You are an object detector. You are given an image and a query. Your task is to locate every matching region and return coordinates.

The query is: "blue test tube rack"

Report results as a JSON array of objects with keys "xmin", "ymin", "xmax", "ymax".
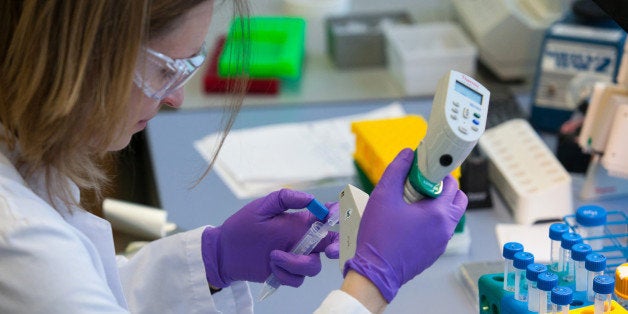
[{"xmin": 478, "ymin": 210, "xmax": 628, "ymax": 313}]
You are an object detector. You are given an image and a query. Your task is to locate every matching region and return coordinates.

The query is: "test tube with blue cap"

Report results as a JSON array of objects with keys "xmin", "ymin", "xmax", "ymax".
[
  {"xmin": 503, "ymin": 242, "xmax": 524, "ymax": 292},
  {"xmin": 571, "ymin": 243, "xmax": 592, "ymax": 293},
  {"xmin": 586, "ymin": 253, "xmax": 607, "ymax": 302},
  {"xmin": 513, "ymin": 251, "xmax": 534, "ymax": 302},
  {"xmin": 550, "ymin": 286, "xmax": 573, "ymax": 314},
  {"xmin": 576, "ymin": 205, "xmax": 607, "ymax": 251},
  {"xmin": 537, "ymin": 271, "xmax": 559, "ymax": 314},
  {"xmin": 560, "ymin": 232, "xmax": 583, "ymax": 281},
  {"xmin": 527, "ymin": 263, "xmax": 548, "ymax": 312},
  {"xmin": 592, "ymin": 274, "xmax": 614, "ymax": 314},
  {"xmin": 549, "ymin": 223, "xmax": 569, "ymax": 272},
  {"xmin": 258, "ymin": 198, "xmax": 339, "ymax": 301}
]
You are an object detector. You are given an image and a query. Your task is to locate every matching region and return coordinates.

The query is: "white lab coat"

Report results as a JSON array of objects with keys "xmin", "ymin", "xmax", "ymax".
[{"xmin": 0, "ymin": 144, "xmax": 368, "ymax": 313}]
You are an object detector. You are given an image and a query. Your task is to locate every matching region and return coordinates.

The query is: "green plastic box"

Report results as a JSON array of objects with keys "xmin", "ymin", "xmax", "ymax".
[{"xmin": 218, "ymin": 16, "xmax": 306, "ymax": 80}]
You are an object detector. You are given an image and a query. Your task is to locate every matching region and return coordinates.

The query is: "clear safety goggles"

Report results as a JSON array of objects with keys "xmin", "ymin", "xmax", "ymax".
[{"xmin": 134, "ymin": 42, "xmax": 208, "ymax": 100}]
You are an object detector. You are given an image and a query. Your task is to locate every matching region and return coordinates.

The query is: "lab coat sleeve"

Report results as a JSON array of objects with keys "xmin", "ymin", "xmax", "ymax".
[
  {"xmin": 314, "ymin": 290, "xmax": 371, "ymax": 314},
  {"xmin": 117, "ymin": 226, "xmax": 253, "ymax": 314}
]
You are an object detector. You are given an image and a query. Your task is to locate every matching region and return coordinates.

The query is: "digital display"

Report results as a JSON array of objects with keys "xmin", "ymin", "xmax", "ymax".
[{"xmin": 454, "ymin": 81, "xmax": 483, "ymax": 104}]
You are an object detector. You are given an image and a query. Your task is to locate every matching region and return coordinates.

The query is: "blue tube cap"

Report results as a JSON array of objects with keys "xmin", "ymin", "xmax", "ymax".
[
  {"xmin": 549, "ymin": 223, "xmax": 570, "ymax": 241},
  {"xmin": 537, "ymin": 272, "xmax": 559, "ymax": 291},
  {"xmin": 571, "ymin": 243, "xmax": 592, "ymax": 262},
  {"xmin": 585, "ymin": 253, "xmax": 607, "ymax": 272},
  {"xmin": 551, "ymin": 286, "xmax": 573, "ymax": 306},
  {"xmin": 526, "ymin": 263, "xmax": 548, "ymax": 282},
  {"xmin": 593, "ymin": 274, "xmax": 615, "ymax": 294},
  {"xmin": 576, "ymin": 205, "xmax": 607, "ymax": 227},
  {"xmin": 561, "ymin": 233, "xmax": 583, "ymax": 250},
  {"xmin": 502, "ymin": 242, "xmax": 524, "ymax": 260},
  {"xmin": 513, "ymin": 251, "xmax": 534, "ymax": 270},
  {"xmin": 306, "ymin": 199, "xmax": 329, "ymax": 221}
]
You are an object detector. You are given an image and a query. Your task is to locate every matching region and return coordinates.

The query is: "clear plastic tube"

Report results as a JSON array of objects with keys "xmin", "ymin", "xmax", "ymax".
[
  {"xmin": 551, "ymin": 304, "xmax": 570, "ymax": 314},
  {"xmin": 258, "ymin": 211, "xmax": 339, "ymax": 301}
]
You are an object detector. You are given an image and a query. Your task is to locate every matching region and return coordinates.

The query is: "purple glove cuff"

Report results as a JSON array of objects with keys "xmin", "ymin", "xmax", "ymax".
[
  {"xmin": 343, "ymin": 244, "xmax": 401, "ymax": 303},
  {"xmin": 201, "ymin": 227, "xmax": 230, "ymax": 289}
]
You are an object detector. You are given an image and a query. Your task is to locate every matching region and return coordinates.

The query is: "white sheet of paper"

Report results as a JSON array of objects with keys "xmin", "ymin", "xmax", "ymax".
[
  {"xmin": 194, "ymin": 102, "xmax": 407, "ymax": 198},
  {"xmin": 495, "ymin": 223, "xmax": 553, "ymax": 263}
]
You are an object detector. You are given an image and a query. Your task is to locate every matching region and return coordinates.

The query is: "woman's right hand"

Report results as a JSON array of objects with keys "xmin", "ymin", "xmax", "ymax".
[{"xmin": 344, "ymin": 148, "xmax": 468, "ymax": 303}]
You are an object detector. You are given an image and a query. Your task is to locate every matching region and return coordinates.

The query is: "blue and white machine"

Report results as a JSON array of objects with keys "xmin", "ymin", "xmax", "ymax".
[{"xmin": 530, "ymin": 10, "xmax": 627, "ymax": 132}]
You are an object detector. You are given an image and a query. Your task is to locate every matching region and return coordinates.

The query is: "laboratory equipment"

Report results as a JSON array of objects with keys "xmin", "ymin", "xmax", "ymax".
[
  {"xmin": 615, "ymin": 263, "xmax": 628, "ymax": 308},
  {"xmin": 572, "ymin": 243, "xmax": 594, "ymax": 292},
  {"xmin": 503, "ymin": 242, "xmax": 524, "ymax": 292},
  {"xmin": 586, "ymin": 253, "xmax": 607, "ymax": 302},
  {"xmin": 549, "ymin": 223, "xmax": 570, "ymax": 272},
  {"xmin": 593, "ymin": 274, "xmax": 614, "ymax": 314},
  {"xmin": 530, "ymin": 0, "xmax": 627, "ymax": 132},
  {"xmin": 478, "ymin": 119, "xmax": 572, "ymax": 224},
  {"xmin": 576, "ymin": 51, "xmax": 628, "ymax": 200},
  {"xmin": 382, "ymin": 22, "xmax": 478, "ymax": 96},
  {"xmin": 550, "ymin": 286, "xmax": 573, "ymax": 314},
  {"xmin": 561, "ymin": 232, "xmax": 584, "ymax": 282},
  {"xmin": 513, "ymin": 251, "xmax": 534, "ymax": 301},
  {"xmin": 527, "ymin": 263, "xmax": 548, "ymax": 312},
  {"xmin": 452, "ymin": 0, "xmax": 566, "ymax": 80},
  {"xmin": 258, "ymin": 199, "xmax": 339, "ymax": 301},
  {"xmin": 576, "ymin": 205, "xmax": 608, "ymax": 250},
  {"xmin": 538, "ymin": 271, "xmax": 559, "ymax": 314},
  {"xmin": 403, "ymin": 70, "xmax": 490, "ymax": 203}
]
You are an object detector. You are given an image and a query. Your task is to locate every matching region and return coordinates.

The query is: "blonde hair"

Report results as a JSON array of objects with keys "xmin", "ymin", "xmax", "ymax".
[{"xmin": 0, "ymin": 0, "xmax": 250, "ymax": 210}]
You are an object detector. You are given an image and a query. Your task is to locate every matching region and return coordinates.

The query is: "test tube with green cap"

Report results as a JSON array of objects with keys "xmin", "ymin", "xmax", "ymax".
[{"xmin": 503, "ymin": 242, "xmax": 524, "ymax": 292}]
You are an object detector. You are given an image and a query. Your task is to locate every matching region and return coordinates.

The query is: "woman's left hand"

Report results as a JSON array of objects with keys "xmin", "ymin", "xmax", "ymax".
[{"xmin": 201, "ymin": 189, "xmax": 339, "ymax": 289}]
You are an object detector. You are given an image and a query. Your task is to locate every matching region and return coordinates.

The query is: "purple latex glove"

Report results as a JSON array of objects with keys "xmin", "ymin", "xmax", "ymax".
[
  {"xmin": 202, "ymin": 189, "xmax": 339, "ymax": 289},
  {"xmin": 344, "ymin": 148, "xmax": 468, "ymax": 302}
]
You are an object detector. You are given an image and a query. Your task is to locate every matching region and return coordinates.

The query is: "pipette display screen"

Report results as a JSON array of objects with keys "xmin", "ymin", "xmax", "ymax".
[{"xmin": 454, "ymin": 81, "xmax": 483, "ymax": 104}]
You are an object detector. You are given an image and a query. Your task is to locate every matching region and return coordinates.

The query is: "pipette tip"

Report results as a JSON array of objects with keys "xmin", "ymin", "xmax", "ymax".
[{"xmin": 258, "ymin": 284, "xmax": 275, "ymax": 301}]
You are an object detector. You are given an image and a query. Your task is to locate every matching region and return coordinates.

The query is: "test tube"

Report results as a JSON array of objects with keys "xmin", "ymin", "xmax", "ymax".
[
  {"xmin": 560, "ymin": 232, "xmax": 583, "ymax": 281},
  {"xmin": 549, "ymin": 223, "xmax": 569, "ymax": 272},
  {"xmin": 614, "ymin": 263, "xmax": 628, "ymax": 309},
  {"xmin": 526, "ymin": 263, "xmax": 548, "ymax": 312},
  {"xmin": 586, "ymin": 253, "xmax": 607, "ymax": 302},
  {"xmin": 576, "ymin": 205, "xmax": 607, "ymax": 251},
  {"xmin": 592, "ymin": 274, "xmax": 614, "ymax": 314},
  {"xmin": 550, "ymin": 286, "xmax": 573, "ymax": 314},
  {"xmin": 537, "ymin": 272, "xmax": 559, "ymax": 314},
  {"xmin": 571, "ymin": 243, "xmax": 592, "ymax": 292},
  {"xmin": 513, "ymin": 251, "xmax": 534, "ymax": 302},
  {"xmin": 503, "ymin": 242, "xmax": 524, "ymax": 292}
]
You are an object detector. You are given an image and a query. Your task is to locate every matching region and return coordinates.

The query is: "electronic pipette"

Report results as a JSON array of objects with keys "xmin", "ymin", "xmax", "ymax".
[
  {"xmin": 404, "ymin": 70, "xmax": 490, "ymax": 203},
  {"xmin": 258, "ymin": 199, "xmax": 339, "ymax": 301}
]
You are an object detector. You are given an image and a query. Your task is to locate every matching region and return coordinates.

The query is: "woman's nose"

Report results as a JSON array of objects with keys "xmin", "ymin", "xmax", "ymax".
[{"xmin": 161, "ymin": 87, "xmax": 185, "ymax": 109}]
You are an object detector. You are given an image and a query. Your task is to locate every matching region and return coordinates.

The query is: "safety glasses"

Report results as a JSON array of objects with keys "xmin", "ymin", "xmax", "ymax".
[{"xmin": 134, "ymin": 42, "xmax": 208, "ymax": 100}]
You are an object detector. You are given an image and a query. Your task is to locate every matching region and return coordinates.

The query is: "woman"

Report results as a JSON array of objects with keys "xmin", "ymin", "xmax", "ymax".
[{"xmin": 0, "ymin": 1, "xmax": 467, "ymax": 313}]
